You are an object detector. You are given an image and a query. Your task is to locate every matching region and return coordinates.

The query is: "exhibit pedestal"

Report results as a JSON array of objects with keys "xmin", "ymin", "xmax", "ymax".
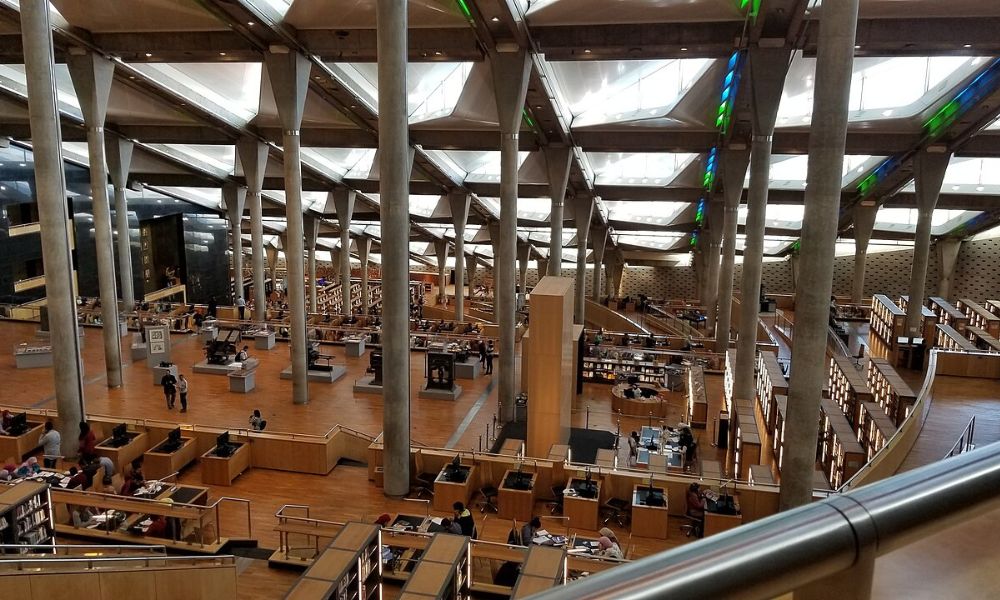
[
  {"xmin": 280, "ymin": 365, "xmax": 347, "ymax": 383},
  {"xmin": 152, "ymin": 364, "xmax": 178, "ymax": 386},
  {"xmin": 14, "ymin": 346, "xmax": 53, "ymax": 369},
  {"xmin": 192, "ymin": 359, "xmax": 237, "ymax": 375},
  {"xmin": 454, "ymin": 358, "xmax": 481, "ymax": 379},
  {"xmin": 345, "ymin": 337, "xmax": 366, "ymax": 357},
  {"xmin": 418, "ymin": 384, "xmax": 463, "ymax": 400},
  {"xmin": 228, "ymin": 370, "xmax": 256, "ymax": 393},
  {"xmin": 254, "ymin": 331, "xmax": 275, "ymax": 350},
  {"xmin": 353, "ymin": 376, "xmax": 384, "ymax": 395}
]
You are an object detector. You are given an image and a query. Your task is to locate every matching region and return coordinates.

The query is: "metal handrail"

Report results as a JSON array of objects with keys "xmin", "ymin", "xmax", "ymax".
[
  {"xmin": 528, "ymin": 439, "xmax": 1000, "ymax": 600},
  {"xmin": 945, "ymin": 416, "xmax": 976, "ymax": 459}
]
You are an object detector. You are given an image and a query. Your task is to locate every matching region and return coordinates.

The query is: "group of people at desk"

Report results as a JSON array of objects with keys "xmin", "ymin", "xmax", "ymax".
[{"xmin": 628, "ymin": 425, "xmax": 697, "ymax": 467}]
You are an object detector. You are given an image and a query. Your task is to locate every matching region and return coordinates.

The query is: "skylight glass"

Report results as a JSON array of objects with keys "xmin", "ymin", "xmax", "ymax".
[
  {"xmin": 148, "ymin": 144, "xmax": 235, "ymax": 176},
  {"xmin": 614, "ymin": 232, "xmax": 684, "ymax": 250},
  {"xmin": 302, "ymin": 148, "xmax": 377, "ymax": 180},
  {"xmin": 586, "ymin": 152, "xmax": 698, "ymax": 186},
  {"xmin": 263, "ymin": 189, "xmax": 330, "ymax": 213},
  {"xmin": 131, "ymin": 63, "xmax": 262, "ymax": 124},
  {"xmin": 0, "ymin": 64, "xmax": 81, "ymax": 115},
  {"xmin": 328, "ymin": 62, "xmax": 474, "ymax": 123},
  {"xmin": 834, "ymin": 239, "xmax": 913, "ymax": 257},
  {"xmin": 153, "ymin": 187, "xmax": 223, "ymax": 211},
  {"xmin": 898, "ymin": 157, "xmax": 1000, "ymax": 195},
  {"xmin": 369, "ymin": 194, "xmax": 443, "ymax": 218},
  {"xmin": 603, "ymin": 201, "xmax": 688, "ymax": 225},
  {"xmin": 737, "ymin": 205, "xmax": 806, "ymax": 230},
  {"xmin": 874, "ymin": 208, "xmax": 982, "ymax": 235},
  {"xmin": 749, "ymin": 154, "xmax": 888, "ymax": 190},
  {"xmin": 547, "ymin": 59, "xmax": 713, "ymax": 127},
  {"xmin": 778, "ymin": 54, "xmax": 987, "ymax": 125},
  {"xmin": 424, "ymin": 150, "xmax": 531, "ymax": 183},
  {"xmin": 735, "ymin": 234, "xmax": 797, "ymax": 255}
]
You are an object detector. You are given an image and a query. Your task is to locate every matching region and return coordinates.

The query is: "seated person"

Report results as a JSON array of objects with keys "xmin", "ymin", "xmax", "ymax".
[
  {"xmin": 597, "ymin": 536, "xmax": 624, "ymax": 560},
  {"xmin": 686, "ymin": 483, "xmax": 707, "ymax": 537},
  {"xmin": 521, "ymin": 516, "xmax": 542, "ymax": 545},
  {"xmin": 70, "ymin": 504, "xmax": 98, "ymax": 528},
  {"xmin": 97, "ymin": 454, "xmax": 115, "ymax": 477},
  {"xmin": 145, "ymin": 514, "xmax": 169, "ymax": 538},
  {"xmin": 249, "ymin": 410, "xmax": 266, "ymax": 431},
  {"xmin": 66, "ymin": 466, "xmax": 88, "ymax": 490},
  {"xmin": 100, "ymin": 475, "xmax": 117, "ymax": 495},
  {"xmin": 440, "ymin": 517, "xmax": 463, "ymax": 536},
  {"xmin": 235, "ymin": 345, "xmax": 250, "ymax": 362},
  {"xmin": 623, "ymin": 386, "xmax": 636, "ymax": 399}
]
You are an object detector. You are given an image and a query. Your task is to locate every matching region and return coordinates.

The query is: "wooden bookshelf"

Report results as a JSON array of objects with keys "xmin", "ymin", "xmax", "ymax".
[
  {"xmin": 827, "ymin": 354, "xmax": 873, "ymax": 429},
  {"xmin": 934, "ymin": 324, "xmax": 977, "ymax": 352},
  {"xmin": 771, "ymin": 395, "xmax": 788, "ymax": 472},
  {"xmin": 512, "ymin": 544, "xmax": 566, "ymax": 598},
  {"xmin": 866, "ymin": 358, "xmax": 918, "ymax": 427},
  {"xmin": 857, "ymin": 402, "xmax": 897, "ymax": 462},
  {"xmin": 723, "ymin": 349, "xmax": 736, "ymax": 413},
  {"xmin": 728, "ymin": 399, "xmax": 761, "ymax": 481},
  {"xmin": 869, "ymin": 294, "xmax": 906, "ymax": 364},
  {"xmin": 928, "ymin": 297, "xmax": 968, "ymax": 333},
  {"xmin": 898, "ymin": 296, "xmax": 938, "ymax": 345},
  {"xmin": 966, "ymin": 326, "xmax": 1000, "ymax": 353},
  {"xmin": 398, "ymin": 533, "xmax": 471, "ymax": 600},
  {"xmin": 0, "ymin": 481, "xmax": 54, "ymax": 553},
  {"xmin": 581, "ymin": 354, "xmax": 668, "ymax": 385},
  {"xmin": 284, "ymin": 521, "xmax": 381, "ymax": 600},
  {"xmin": 755, "ymin": 350, "xmax": 787, "ymax": 440},
  {"xmin": 686, "ymin": 365, "xmax": 708, "ymax": 428},
  {"xmin": 819, "ymin": 399, "xmax": 866, "ymax": 489},
  {"xmin": 957, "ymin": 299, "xmax": 1000, "ymax": 338}
]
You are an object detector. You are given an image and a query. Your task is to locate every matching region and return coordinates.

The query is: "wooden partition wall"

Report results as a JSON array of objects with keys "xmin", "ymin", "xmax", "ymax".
[
  {"xmin": 0, "ymin": 562, "xmax": 236, "ymax": 599},
  {"xmin": 526, "ymin": 277, "xmax": 575, "ymax": 457}
]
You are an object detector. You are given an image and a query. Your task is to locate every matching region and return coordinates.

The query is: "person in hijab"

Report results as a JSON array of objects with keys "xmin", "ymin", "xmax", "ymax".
[{"xmin": 597, "ymin": 535, "xmax": 624, "ymax": 560}]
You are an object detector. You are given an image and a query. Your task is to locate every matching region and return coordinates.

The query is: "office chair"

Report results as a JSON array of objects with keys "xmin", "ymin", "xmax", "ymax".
[
  {"xmin": 477, "ymin": 484, "xmax": 499, "ymax": 513},
  {"xmin": 680, "ymin": 515, "xmax": 703, "ymax": 538},
  {"xmin": 602, "ymin": 497, "xmax": 631, "ymax": 527},
  {"xmin": 410, "ymin": 471, "xmax": 436, "ymax": 499},
  {"xmin": 546, "ymin": 485, "xmax": 564, "ymax": 515}
]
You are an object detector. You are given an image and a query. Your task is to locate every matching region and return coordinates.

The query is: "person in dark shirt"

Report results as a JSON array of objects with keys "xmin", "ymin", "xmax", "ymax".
[
  {"xmin": 161, "ymin": 372, "xmax": 177, "ymax": 409},
  {"xmin": 78, "ymin": 422, "xmax": 97, "ymax": 460},
  {"xmin": 453, "ymin": 502, "xmax": 477, "ymax": 539},
  {"xmin": 521, "ymin": 516, "xmax": 541, "ymax": 545},
  {"xmin": 66, "ymin": 466, "xmax": 88, "ymax": 490}
]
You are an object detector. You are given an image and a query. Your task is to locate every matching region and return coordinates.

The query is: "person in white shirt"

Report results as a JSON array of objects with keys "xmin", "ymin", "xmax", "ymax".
[
  {"xmin": 236, "ymin": 296, "xmax": 247, "ymax": 320},
  {"xmin": 38, "ymin": 421, "xmax": 61, "ymax": 468},
  {"xmin": 177, "ymin": 374, "xmax": 189, "ymax": 413}
]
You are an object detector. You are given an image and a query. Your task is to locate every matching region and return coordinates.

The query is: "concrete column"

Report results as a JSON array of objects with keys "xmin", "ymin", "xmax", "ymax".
[
  {"xmin": 265, "ymin": 49, "xmax": 311, "ymax": 405},
  {"xmin": 266, "ymin": 243, "xmax": 279, "ymax": 291},
  {"xmin": 435, "ymin": 238, "xmax": 449, "ymax": 304},
  {"xmin": 105, "ymin": 135, "xmax": 135, "ymax": 309},
  {"xmin": 543, "ymin": 146, "xmax": 572, "ymax": 277},
  {"xmin": 490, "ymin": 50, "xmax": 532, "ymax": 422},
  {"xmin": 590, "ymin": 227, "xmax": 607, "ymax": 302},
  {"xmin": 468, "ymin": 256, "xmax": 478, "ymax": 300},
  {"xmin": 571, "ymin": 197, "xmax": 594, "ymax": 324},
  {"xmin": 222, "ymin": 182, "xmax": 247, "ymax": 305},
  {"xmin": 377, "ymin": 0, "xmax": 412, "ymax": 497},
  {"xmin": 850, "ymin": 203, "xmax": 878, "ymax": 304},
  {"xmin": 610, "ymin": 254, "xmax": 625, "ymax": 297},
  {"xmin": 21, "ymin": 0, "xmax": 85, "ymax": 441},
  {"xmin": 358, "ymin": 236, "xmax": 372, "ymax": 314},
  {"xmin": 692, "ymin": 244, "xmax": 706, "ymax": 303},
  {"xmin": 448, "ymin": 192, "xmax": 470, "ymax": 321},
  {"xmin": 704, "ymin": 199, "xmax": 724, "ymax": 334},
  {"xmin": 734, "ymin": 47, "xmax": 790, "ymax": 403},
  {"xmin": 67, "ymin": 51, "xmax": 123, "ymax": 387},
  {"xmin": 536, "ymin": 257, "xmax": 548, "ymax": 283},
  {"xmin": 604, "ymin": 255, "xmax": 615, "ymax": 298},
  {"xmin": 304, "ymin": 215, "xmax": 319, "ymax": 313},
  {"xmin": 237, "ymin": 138, "xmax": 269, "ymax": 321},
  {"xmin": 333, "ymin": 189, "xmax": 356, "ymax": 314},
  {"xmin": 517, "ymin": 241, "xmax": 531, "ymax": 294},
  {"xmin": 715, "ymin": 148, "xmax": 749, "ymax": 350},
  {"xmin": 781, "ymin": 0, "xmax": 860, "ymax": 512},
  {"xmin": 905, "ymin": 151, "xmax": 951, "ymax": 336},
  {"xmin": 937, "ymin": 239, "xmax": 962, "ymax": 300}
]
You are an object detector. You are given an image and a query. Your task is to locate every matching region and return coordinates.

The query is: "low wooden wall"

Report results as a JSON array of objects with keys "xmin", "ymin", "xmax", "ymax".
[
  {"xmin": 585, "ymin": 300, "xmax": 646, "ymax": 334},
  {"xmin": 0, "ymin": 563, "xmax": 236, "ymax": 600}
]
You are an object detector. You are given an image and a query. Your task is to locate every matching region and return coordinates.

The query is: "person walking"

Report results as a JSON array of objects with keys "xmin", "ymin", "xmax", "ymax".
[
  {"xmin": 236, "ymin": 296, "xmax": 246, "ymax": 320},
  {"xmin": 161, "ymin": 371, "xmax": 177, "ymax": 409},
  {"xmin": 478, "ymin": 339, "xmax": 487, "ymax": 367},
  {"xmin": 485, "ymin": 340, "xmax": 494, "ymax": 375},
  {"xmin": 177, "ymin": 374, "xmax": 189, "ymax": 413},
  {"xmin": 38, "ymin": 421, "xmax": 61, "ymax": 468},
  {"xmin": 208, "ymin": 296, "xmax": 218, "ymax": 318}
]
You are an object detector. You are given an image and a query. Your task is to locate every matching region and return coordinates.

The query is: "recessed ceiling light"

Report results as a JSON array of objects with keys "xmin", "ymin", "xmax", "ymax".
[
  {"xmin": 951, "ymin": 185, "xmax": 960, "ymax": 191},
  {"xmin": 964, "ymin": 44, "xmax": 972, "ymax": 49},
  {"xmin": 854, "ymin": 45, "xmax": 861, "ymax": 50},
  {"xmin": 680, "ymin": 47, "xmax": 688, "ymax": 52},
  {"xmin": 19, "ymin": 163, "xmax": 25, "ymax": 167},
  {"xmin": 584, "ymin": 49, "xmax": 591, "ymax": 54},
  {"xmin": 247, "ymin": 21, "xmax": 255, "ymax": 26},
  {"xmin": 491, "ymin": 16, "xmax": 500, "ymax": 22},
  {"xmin": 0, "ymin": 186, "xmax": 5, "ymax": 191},
  {"xmin": 882, "ymin": 109, "xmax": 893, "ymax": 117},
  {"xmin": 129, "ymin": 75, "xmax": 135, "ymax": 79},
  {"xmin": 976, "ymin": 186, "xmax": 985, "ymax": 192},
  {"xmin": 145, "ymin": 52, "xmax": 152, "ymax": 57},
  {"xmin": 219, "ymin": 52, "xmax": 226, "ymax": 56}
]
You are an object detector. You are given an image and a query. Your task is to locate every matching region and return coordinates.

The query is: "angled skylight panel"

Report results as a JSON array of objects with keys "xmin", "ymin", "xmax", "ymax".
[
  {"xmin": 735, "ymin": 234, "xmax": 797, "ymax": 255},
  {"xmin": 262, "ymin": 189, "xmax": 329, "ymax": 213},
  {"xmin": 548, "ymin": 59, "xmax": 713, "ymax": 127},
  {"xmin": 753, "ymin": 154, "xmax": 885, "ymax": 190},
  {"xmin": 0, "ymin": 64, "xmax": 81, "ymax": 117},
  {"xmin": 429, "ymin": 150, "xmax": 530, "ymax": 184},
  {"xmin": 147, "ymin": 144, "xmax": 236, "ymax": 176},
  {"xmin": 778, "ymin": 54, "xmax": 987, "ymax": 125},
  {"xmin": 423, "ymin": 150, "xmax": 469, "ymax": 183},
  {"xmin": 328, "ymin": 62, "xmax": 474, "ymax": 123},
  {"xmin": 248, "ymin": 0, "xmax": 293, "ymax": 17},
  {"xmin": 587, "ymin": 152, "xmax": 697, "ymax": 186},
  {"xmin": 153, "ymin": 186, "xmax": 223, "ymax": 211},
  {"xmin": 302, "ymin": 148, "xmax": 377, "ymax": 180},
  {"xmin": 603, "ymin": 201, "xmax": 688, "ymax": 226},
  {"xmin": 517, "ymin": 197, "xmax": 552, "ymax": 221},
  {"xmin": 874, "ymin": 208, "xmax": 982, "ymax": 235},
  {"xmin": 131, "ymin": 63, "xmax": 262, "ymax": 125},
  {"xmin": 934, "ymin": 157, "xmax": 1000, "ymax": 194},
  {"xmin": 615, "ymin": 232, "xmax": 684, "ymax": 250}
]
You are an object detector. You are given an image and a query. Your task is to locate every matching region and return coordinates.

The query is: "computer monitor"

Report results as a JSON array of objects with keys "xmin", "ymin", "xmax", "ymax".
[
  {"xmin": 451, "ymin": 454, "xmax": 461, "ymax": 468},
  {"xmin": 8, "ymin": 413, "xmax": 27, "ymax": 436},
  {"xmin": 216, "ymin": 432, "xmax": 232, "ymax": 457},
  {"xmin": 112, "ymin": 423, "xmax": 128, "ymax": 444},
  {"xmin": 168, "ymin": 427, "xmax": 181, "ymax": 445}
]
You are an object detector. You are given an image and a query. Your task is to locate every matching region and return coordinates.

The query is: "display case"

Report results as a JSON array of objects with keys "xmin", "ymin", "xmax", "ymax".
[
  {"xmin": 755, "ymin": 350, "xmax": 787, "ymax": 439},
  {"xmin": 957, "ymin": 299, "xmax": 1000, "ymax": 338},
  {"xmin": 866, "ymin": 357, "xmax": 918, "ymax": 427},
  {"xmin": 0, "ymin": 481, "xmax": 54, "ymax": 553},
  {"xmin": 857, "ymin": 401, "xmax": 897, "ymax": 461},
  {"xmin": 686, "ymin": 365, "xmax": 708, "ymax": 428},
  {"xmin": 819, "ymin": 399, "xmax": 866, "ymax": 489},
  {"xmin": 827, "ymin": 354, "xmax": 873, "ymax": 428}
]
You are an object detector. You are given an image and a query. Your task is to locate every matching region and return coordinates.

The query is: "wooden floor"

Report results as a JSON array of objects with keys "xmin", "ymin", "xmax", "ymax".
[{"xmin": 6, "ymin": 315, "xmax": 999, "ymax": 599}]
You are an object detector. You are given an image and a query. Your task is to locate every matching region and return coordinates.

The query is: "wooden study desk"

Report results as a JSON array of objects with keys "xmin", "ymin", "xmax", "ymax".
[
  {"xmin": 432, "ymin": 464, "xmax": 476, "ymax": 513},
  {"xmin": 631, "ymin": 485, "xmax": 669, "ymax": 539},
  {"xmin": 143, "ymin": 437, "xmax": 198, "ymax": 480},
  {"xmin": 200, "ymin": 442, "xmax": 251, "ymax": 486},
  {"xmin": 95, "ymin": 432, "xmax": 149, "ymax": 474},
  {"xmin": 0, "ymin": 422, "xmax": 44, "ymax": 460},
  {"xmin": 499, "ymin": 438, "xmax": 524, "ymax": 456},
  {"xmin": 704, "ymin": 495, "xmax": 742, "ymax": 536},
  {"xmin": 498, "ymin": 469, "xmax": 537, "ymax": 522},
  {"xmin": 563, "ymin": 478, "xmax": 600, "ymax": 531}
]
